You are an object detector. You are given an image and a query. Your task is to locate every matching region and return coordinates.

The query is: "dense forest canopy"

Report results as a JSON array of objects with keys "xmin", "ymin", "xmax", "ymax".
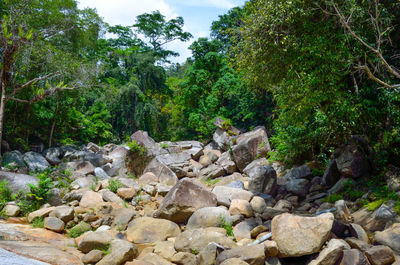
[{"xmin": 1, "ymin": 0, "xmax": 400, "ymax": 169}]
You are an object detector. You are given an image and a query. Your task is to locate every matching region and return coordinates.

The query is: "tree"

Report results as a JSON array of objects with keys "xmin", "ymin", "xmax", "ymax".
[{"xmin": 134, "ymin": 11, "xmax": 192, "ymax": 61}]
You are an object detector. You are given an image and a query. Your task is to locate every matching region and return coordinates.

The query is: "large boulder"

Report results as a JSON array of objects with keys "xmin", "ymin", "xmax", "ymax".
[
  {"xmin": 247, "ymin": 165, "xmax": 277, "ymax": 196},
  {"xmin": 0, "ymin": 171, "xmax": 38, "ymax": 192},
  {"xmin": 285, "ymin": 178, "xmax": 310, "ymax": 197},
  {"xmin": 271, "ymin": 213, "xmax": 334, "ymax": 257},
  {"xmin": 75, "ymin": 161, "xmax": 95, "ymax": 176},
  {"xmin": 154, "ymin": 178, "xmax": 217, "ymax": 223},
  {"xmin": 2, "ymin": 150, "xmax": 26, "ymax": 168},
  {"xmin": 43, "ymin": 147, "xmax": 63, "ymax": 165},
  {"xmin": 79, "ymin": 190, "xmax": 103, "ymax": 208},
  {"xmin": 284, "ymin": 164, "xmax": 312, "ymax": 180},
  {"xmin": 212, "ymin": 186, "xmax": 253, "ymax": 207},
  {"xmin": 216, "ymin": 152, "xmax": 237, "ymax": 174},
  {"xmin": 78, "ymin": 231, "xmax": 113, "ymax": 253},
  {"xmin": 308, "ymin": 239, "xmax": 350, "ymax": 265},
  {"xmin": 187, "ymin": 207, "xmax": 232, "ymax": 230},
  {"xmin": 22, "ymin": 151, "xmax": 50, "ymax": 172},
  {"xmin": 143, "ymin": 158, "xmax": 178, "ymax": 186},
  {"xmin": 215, "ymin": 245, "xmax": 266, "ymax": 265},
  {"xmin": 96, "ymin": 239, "xmax": 138, "ymax": 265},
  {"xmin": 334, "ymin": 144, "xmax": 370, "ymax": 178},
  {"xmin": 213, "ymin": 128, "xmax": 233, "ymax": 152},
  {"xmin": 174, "ymin": 228, "xmax": 236, "ymax": 253},
  {"xmin": 374, "ymin": 223, "xmax": 400, "ymax": 253},
  {"xmin": 322, "ymin": 159, "xmax": 341, "ymax": 187},
  {"xmin": 231, "ymin": 127, "xmax": 270, "ymax": 172},
  {"xmin": 126, "ymin": 217, "xmax": 180, "ymax": 245}
]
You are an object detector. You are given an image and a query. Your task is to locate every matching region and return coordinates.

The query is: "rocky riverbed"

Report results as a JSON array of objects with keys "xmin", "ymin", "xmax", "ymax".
[{"xmin": 1, "ymin": 119, "xmax": 400, "ymax": 265}]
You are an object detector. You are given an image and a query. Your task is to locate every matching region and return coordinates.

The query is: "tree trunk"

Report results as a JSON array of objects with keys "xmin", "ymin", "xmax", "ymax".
[
  {"xmin": 48, "ymin": 119, "xmax": 56, "ymax": 147},
  {"xmin": 0, "ymin": 78, "xmax": 6, "ymax": 161}
]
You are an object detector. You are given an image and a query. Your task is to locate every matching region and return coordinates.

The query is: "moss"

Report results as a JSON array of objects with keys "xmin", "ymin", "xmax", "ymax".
[
  {"xmin": 69, "ymin": 222, "xmax": 91, "ymax": 238},
  {"xmin": 365, "ymin": 199, "xmax": 386, "ymax": 211}
]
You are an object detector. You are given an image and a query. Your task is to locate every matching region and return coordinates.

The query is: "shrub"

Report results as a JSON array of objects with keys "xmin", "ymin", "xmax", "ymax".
[
  {"xmin": 127, "ymin": 140, "xmax": 146, "ymax": 155},
  {"xmin": 32, "ymin": 217, "xmax": 44, "ymax": 228},
  {"xmin": 0, "ymin": 180, "xmax": 15, "ymax": 209},
  {"xmin": 107, "ymin": 179, "xmax": 123, "ymax": 193}
]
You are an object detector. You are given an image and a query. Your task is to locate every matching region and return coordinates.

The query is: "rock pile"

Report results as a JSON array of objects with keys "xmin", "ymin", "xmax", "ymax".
[{"xmin": 1, "ymin": 120, "xmax": 400, "ymax": 265}]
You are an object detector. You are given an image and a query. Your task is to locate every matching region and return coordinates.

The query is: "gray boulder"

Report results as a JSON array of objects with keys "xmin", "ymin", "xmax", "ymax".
[
  {"xmin": 43, "ymin": 147, "xmax": 63, "ymax": 165},
  {"xmin": 2, "ymin": 150, "xmax": 26, "ymax": 168},
  {"xmin": 22, "ymin": 152, "xmax": 50, "ymax": 172},
  {"xmin": 0, "ymin": 171, "xmax": 38, "ymax": 192},
  {"xmin": 247, "ymin": 166, "xmax": 277, "ymax": 196}
]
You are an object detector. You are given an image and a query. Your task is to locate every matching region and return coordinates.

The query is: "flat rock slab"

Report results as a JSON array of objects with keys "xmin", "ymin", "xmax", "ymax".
[{"xmin": 0, "ymin": 247, "xmax": 49, "ymax": 265}]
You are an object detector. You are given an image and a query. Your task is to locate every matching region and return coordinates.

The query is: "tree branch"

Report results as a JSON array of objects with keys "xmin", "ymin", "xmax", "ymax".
[{"xmin": 8, "ymin": 86, "xmax": 74, "ymax": 104}]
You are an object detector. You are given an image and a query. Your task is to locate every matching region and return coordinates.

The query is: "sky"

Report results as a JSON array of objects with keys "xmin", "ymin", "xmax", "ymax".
[{"xmin": 77, "ymin": 0, "xmax": 246, "ymax": 63}]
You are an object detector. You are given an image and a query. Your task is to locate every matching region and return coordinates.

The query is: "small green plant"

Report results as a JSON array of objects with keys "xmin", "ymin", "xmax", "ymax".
[
  {"xmin": 4, "ymin": 163, "xmax": 20, "ymax": 171},
  {"xmin": 127, "ymin": 140, "xmax": 146, "ymax": 155},
  {"xmin": 107, "ymin": 179, "xmax": 123, "ymax": 193},
  {"xmin": 160, "ymin": 142, "xmax": 170, "ymax": 149},
  {"xmin": 127, "ymin": 173, "xmax": 137, "ymax": 180},
  {"xmin": 122, "ymin": 200, "xmax": 128, "ymax": 208},
  {"xmin": 23, "ymin": 171, "xmax": 54, "ymax": 213},
  {"xmin": 191, "ymin": 248, "xmax": 199, "ymax": 255},
  {"xmin": 90, "ymin": 183, "xmax": 96, "ymax": 191},
  {"xmin": 311, "ymin": 168, "xmax": 324, "ymax": 176},
  {"xmin": 96, "ymin": 243, "xmax": 111, "ymax": 255},
  {"xmin": 366, "ymin": 199, "xmax": 386, "ymax": 211},
  {"xmin": 323, "ymin": 194, "xmax": 343, "ymax": 203},
  {"xmin": 0, "ymin": 180, "xmax": 16, "ymax": 209},
  {"xmin": 69, "ymin": 222, "xmax": 91, "ymax": 238},
  {"xmin": 32, "ymin": 217, "xmax": 44, "ymax": 228},
  {"xmin": 203, "ymin": 178, "xmax": 219, "ymax": 187},
  {"xmin": 219, "ymin": 215, "xmax": 233, "ymax": 237}
]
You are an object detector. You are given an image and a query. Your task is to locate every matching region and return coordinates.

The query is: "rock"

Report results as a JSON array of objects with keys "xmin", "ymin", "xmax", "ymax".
[
  {"xmin": 47, "ymin": 188, "xmax": 62, "ymax": 206},
  {"xmin": 171, "ymin": 252, "xmax": 198, "ymax": 265},
  {"xmin": 233, "ymin": 219, "xmax": 258, "ymax": 241},
  {"xmin": 335, "ymin": 144, "xmax": 370, "ymax": 178},
  {"xmin": 199, "ymin": 243, "xmax": 218, "ymax": 265},
  {"xmin": 216, "ymin": 152, "xmax": 237, "ymax": 174},
  {"xmin": 43, "ymin": 147, "xmax": 63, "ymax": 165},
  {"xmin": 264, "ymin": 240, "xmax": 278, "ymax": 257},
  {"xmin": 3, "ymin": 204, "xmax": 20, "ymax": 217},
  {"xmin": 213, "ymin": 128, "xmax": 233, "ymax": 152},
  {"xmin": 44, "ymin": 217, "xmax": 64, "ymax": 232},
  {"xmin": 126, "ymin": 217, "xmax": 180, "ymax": 244},
  {"xmin": 322, "ymin": 159, "xmax": 341, "ymax": 187},
  {"xmin": 154, "ymin": 241, "xmax": 176, "ymax": 260},
  {"xmin": 138, "ymin": 253, "xmax": 174, "ymax": 265},
  {"xmin": 78, "ymin": 231, "xmax": 113, "ymax": 253},
  {"xmin": 138, "ymin": 172, "xmax": 158, "ymax": 186},
  {"xmin": 308, "ymin": 239, "xmax": 350, "ymax": 265},
  {"xmin": 199, "ymin": 155, "xmax": 212, "ymax": 167},
  {"xmin": 0, "ymin": 171, "xmax": 38, "ymax": 192},
  {"xmin": 28, "ymin": 207, "xmax": 55, "ymax": 223},
  {"xmin": 2, "ymin": 150, "xmax": 26, "ymax": 168},
  {"xmin": 87, "ymin": 142, "xmax": 101, "ymax": 153},
  {"xmin": 112, "ymin": 208, "xmax": 136, "ymax": 230},
  {"xmin": 199, "ymin": 164, "xmax": 225, "ymax": 179},
  {"xmin": 352, "ymin": 207, "xmax": 386, "ymax": 232},
  {"xmin": 271, "ymin": 213, "xmax": 334, "ymax": 257},
  {"xmin": 284, "ymin": 165, "xmax": 312, "ymax": 179},
  {"xmin": 94, "ymin": 167, "xmax": 110, "ymax": 179},
  {"xmin": 250, "ymin": 196, "xmax": 267, "ymax": 214},
  {"xmin": 349, "ymin": 223, "xmax": 369, "ymax": 243},
  {"xmin": 285, "ymin": 178, "xmax": 310, "ymax": 197},
  {"xmin": 365, "ymin": 245, "xmax": 395, "ymax": 265},
  {"xmin": 99, "ymin": 189, "xmax": 123, "ymax": 203},
  {"xmin": 231, "ymin": 127, "xmax": 270, "ymax": 172},
  {"xmin": 117, "ymin": 187, "xmax": 137, "ymax": 200},
  {"xmin": 229, "ymin": 199, "xmax": 254, "ymax": 217},
  {"xmin": 143, "ymin": 158, "xmax": 178, "ymax": 186},
  {"xmin": 97, "ymin": 239, "xmax": 138, "ymax": 265},
  {"xmin": 338, "ymin": 249, "xmax": 370, "ymax": 265},
  {"xmin": 70, "ymin": 177, "xmax": 95, "ymax": 190},
  {"xmin": 154, "ymin": 178, "xmax": 217, "ymax": 223},
  {"xmin": 273, "ymin": 200, "xmax": 292, "ymax": 212},
  {"xmin": 212, "ymin": 186, "xmax": 253, "ymax": 207},
  {"xmin": 247, "ymin": 166, "xmax": 277, "ymax": 196},
  {"xmin": 220, "ymin": 258, "xmax": 249, "ymax": 265},
  {"xmin": 345, "ymin": 238, "xmax": 371, "ymax": 252},
  {"xmin": 79, "ymin": 190, "xmax": 103, "ymax": 208},
  {"xmin": 328, "ymin": 178, "xmax": 352, "ymax": 195},
  {"xmin": 374, "ymin": 223, "xmax": 400, "ymax": 253},
  {"xmin": 82, "ymin": 249, "xmax": 105, "ymax": 264},
  {"xmin": 187, "ymin": 207, "xmax": 232, "ymax": 230},
  {"xmin": 51, "ymin": 205, "xmax": 74, "ymax": 223},
  {"xmin": 75, "ymin": 161, "xmax": 95, "ymax": 175},
  {"xmin": 215, "ymin": 244, "xmax": 266, "ymax": 265},
  {"xmin": 22, "ymin": 151, "xmax": 50, "ymax": 172},
  {"xmin": 335, "ymin": 200, "xmax": 352, "ymax": 223},
  {"xmin": 175, "ymin": 228, "xmax": 236, "ymax": 253},
  {"xmin": 386, "ymin": 165, "xmax": 400, "ymax": 192}
]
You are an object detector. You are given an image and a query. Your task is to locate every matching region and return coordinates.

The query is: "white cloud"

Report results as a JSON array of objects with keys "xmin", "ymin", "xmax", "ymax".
[{"xmin": 179, "ymin": 0, "xmax": 237, "ymax": 9}]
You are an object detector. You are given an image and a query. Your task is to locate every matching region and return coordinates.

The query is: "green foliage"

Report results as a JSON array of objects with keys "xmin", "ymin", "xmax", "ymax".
[
  {"xmin": 107, "ymin": 179, "xmax": 123, "ymax": 193},
  {"xmin": 203, "ymin": 178, "xmax": 220, "ymax": 187},
  {"xmin": 95, "ymin": 243, "xmax": 111, "ymax": 255},
  {"xmin": 366, "ymin": 199, "xmax": 386, "ymax": 212},
  {"xmin": 0, "ymin": 180, "xmax": 15, "ymax": 210},
  {"xmin": 32, "ymin": 217, "xmax": 45, "ymax": 228},
  {"xmin": 127, "ymin": 140, "xmax": 146, "ymax": 155},
  {"xmin": 219, "ymin": 215, "xmax": 233, "ymax": 237},
  {"xmin": 324, "ymin": 194, "xmax": 343, "ymax": 204},
  {"xmin": 191, "ymin": 248, "xmax": 199, "ymax": 255}
]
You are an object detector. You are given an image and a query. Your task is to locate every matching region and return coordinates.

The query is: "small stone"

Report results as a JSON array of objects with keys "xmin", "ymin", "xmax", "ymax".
[
  {"xmin": 117, "ymin": 187, "xmax": 137, "ymax": 200},
  {"xmin": 229, "ymin": 199, "xmax": 254, "ymax": 217},
  {"xmin": 81, "ymin": 249, "xmax": 105, "ymax": 264},
  {"xmin": 264, "ymin": 240, "xmax": 278, "ymax": 257},
  {"xmin": 28, "ymin": 207, "xmax": 55, "ymax": 223},
  {"xmin": 250, "ymin": 225, "xmax": 268, "ymax": 238},
  {"xmin": 51, "ymin": 205, "xmax": 74, "ymax": 223},
  {"xmin": 250, "ymin": 196, "xmax": 266, "ymax": 214},
  {"xmin": 365, "ymin": 245, "xmax": 395, "ymax": 265},
  {"xmin": 44, "ymin": 217, "xmax": 65, "ymax": 232}
]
